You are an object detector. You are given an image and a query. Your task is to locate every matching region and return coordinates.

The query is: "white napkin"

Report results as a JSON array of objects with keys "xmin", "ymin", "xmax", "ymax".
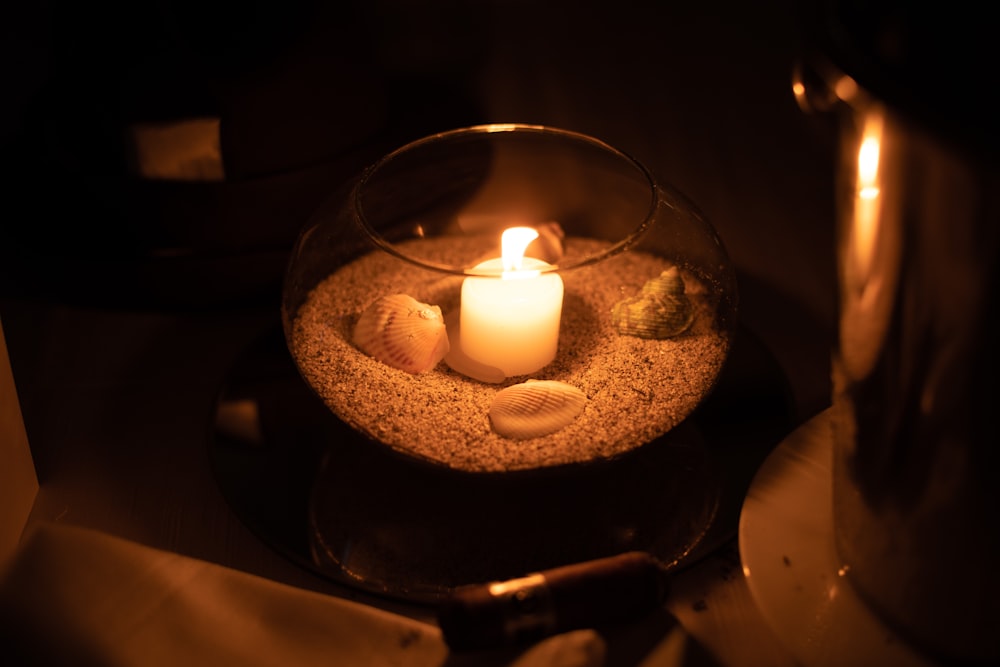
[
  {"xmin": 0, "ymin": 522, "xmax": 616, "ymax": 667},
  {"xmin": 0, "ymin": 522, "xmax": 446, "ymax": 666}
]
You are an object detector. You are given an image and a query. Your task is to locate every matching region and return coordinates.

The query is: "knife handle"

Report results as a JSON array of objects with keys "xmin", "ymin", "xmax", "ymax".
[{"xmin": 437, "ymin": 551, "xmax": 667, "ymax": 651}]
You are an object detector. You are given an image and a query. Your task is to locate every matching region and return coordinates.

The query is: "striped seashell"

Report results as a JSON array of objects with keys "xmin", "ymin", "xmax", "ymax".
[
  {"xmin": 489, "ymin": 380, "xmax": 586, "ymax": 439},
  {"xmin": 352, "ymin": 294, "xmax": 450, "ymax": 374},
  {"xmin": 611, "ymin": 267, "xmax": 694, "ymax": 339},
  {"xmin": 640, "ymin": 266, "xmax": 686, "ymax": 298}
]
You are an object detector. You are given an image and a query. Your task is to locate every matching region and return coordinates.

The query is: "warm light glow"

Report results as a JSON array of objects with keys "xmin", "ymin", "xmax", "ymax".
[
  {"xmin": 459, "ymin": 227, "xmax": 564, "ymax": 377},
  {"xmin": 488, "ymin": 573, "xmax": 545, "ymax": 597},
  {"xmin": 858, "ymin": 136, "xmax": 880, "ymax": 191},
  {"xmin": 834, "ymin": 75, "xmax": 859, "ymax": 102},
  {"xmin": 852, "ymin": 112, "xmax": 884, "ymax": 282},
  {"xmin": 484, "ymin": 123, "xmax": 544, "ymax": 134},
  {"xmin": 501, "ymin": 226, "xmax": 541, "ymax": 276},
  {"xmin": 838, "ymin": 108, "xmax": 896, "ymax": 381}
]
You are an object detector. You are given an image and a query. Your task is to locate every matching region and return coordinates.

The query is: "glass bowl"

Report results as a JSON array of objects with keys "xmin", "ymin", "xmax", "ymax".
[
  {"xmin": 279, "ymin": 124, "xmax": 739, "ymax": 600},
  {"xmin": 283, "ymin": 124, "xmax": 737, "ymax": 473}
]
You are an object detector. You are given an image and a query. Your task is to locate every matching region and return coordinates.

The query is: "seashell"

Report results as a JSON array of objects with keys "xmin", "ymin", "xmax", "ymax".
[
  {"xmin": 352, "ymin": 294, "xmax": 450, "ymax": 373},
  {"xmin": 611, "ymin": 267, "xmax": 694, "ymax": 339},
  {"xmin": 524, "ymin": 221, "xmax": 566, "ymax": 264},
  {"xmin": 489, "ymin": 380, "xmax": 586, "ymax": 439},
  {"xmin": 640, "ymin": 266, "xmax": 686, "ymax": 298}
]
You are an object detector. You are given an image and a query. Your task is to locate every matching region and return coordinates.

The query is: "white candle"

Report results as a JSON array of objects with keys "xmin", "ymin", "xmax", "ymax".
[{"xmin": 460, "ymin": 227, "xmax": 564, "ymax": 377}]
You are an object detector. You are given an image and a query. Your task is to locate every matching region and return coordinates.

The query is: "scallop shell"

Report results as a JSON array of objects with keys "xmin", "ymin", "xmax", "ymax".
[
  {"xmin": 352, "ymin": 294, "xmax": 450, "ymax": 373},
  {"xmin": 611, "ymin": 267, "xmax": 694, "ymax": 339},
  {"xmin": 489, "ymin": 380, "xmax": 586, "ymax": 439}
]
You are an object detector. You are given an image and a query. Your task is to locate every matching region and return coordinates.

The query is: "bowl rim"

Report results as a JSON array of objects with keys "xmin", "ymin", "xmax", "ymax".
[{"xmin": 352, "ymin": 123, "xmax": 660, "ymax": 277}]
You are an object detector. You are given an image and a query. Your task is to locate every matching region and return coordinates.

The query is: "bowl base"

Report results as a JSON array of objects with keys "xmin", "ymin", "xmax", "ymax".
[{"xmin": 210, "ymin": 325, "xmax": 792, "ymax": 604}]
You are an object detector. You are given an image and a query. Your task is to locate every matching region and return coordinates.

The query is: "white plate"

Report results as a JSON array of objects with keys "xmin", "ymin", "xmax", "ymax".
[{"xmin": 738, "ymin": 409, "xmax": 936, "ymax": 667}]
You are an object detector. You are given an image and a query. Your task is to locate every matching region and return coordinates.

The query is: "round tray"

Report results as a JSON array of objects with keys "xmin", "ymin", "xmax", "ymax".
[{"xmin": 739, "ymin": 410, "xmax": 937, "ymax": 667}]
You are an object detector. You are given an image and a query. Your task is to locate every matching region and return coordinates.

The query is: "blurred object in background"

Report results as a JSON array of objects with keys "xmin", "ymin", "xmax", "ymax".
[
  {"xmin": 796, "ymin": 1, "xmax": 1000, "ymax": 664},
  {"xmin": 0, "ymin": 319, "xmax": 37, "ymax": 569},
  {"xmin": 0, "ymin": 0, "xmax": 487, "ymax": 308}
]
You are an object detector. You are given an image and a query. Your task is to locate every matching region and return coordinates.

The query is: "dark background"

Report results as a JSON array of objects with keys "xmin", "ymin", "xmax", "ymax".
[
  {"xmin": 1, "ymin": 0, "xmax": 837, "ymax": 413},
  {"xmin": 0, "ymin": 0, "xmax": 836, "ymax": 610}
]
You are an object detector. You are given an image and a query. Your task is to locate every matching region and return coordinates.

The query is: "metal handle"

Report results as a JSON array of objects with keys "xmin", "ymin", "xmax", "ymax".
[{"xmin": 437, "ymin": 551, "xmax": 668, "ymax": 651}]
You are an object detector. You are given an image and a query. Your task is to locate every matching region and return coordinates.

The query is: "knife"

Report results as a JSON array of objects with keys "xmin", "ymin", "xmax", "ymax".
[{"xmin": 437, "ymin": 551, "xmax": 669, "ymax": 651}]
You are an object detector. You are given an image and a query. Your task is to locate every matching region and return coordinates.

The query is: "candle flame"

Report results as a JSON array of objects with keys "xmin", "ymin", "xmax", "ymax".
[{"xmin": 501, "ymin": 227, "xmax": 540, "ymax": 279}]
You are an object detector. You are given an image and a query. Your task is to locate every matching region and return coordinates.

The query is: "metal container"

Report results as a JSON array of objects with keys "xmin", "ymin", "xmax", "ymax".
[{"xmin": 794, "ymin": 2, "xmax": 999, "ymax": 664}]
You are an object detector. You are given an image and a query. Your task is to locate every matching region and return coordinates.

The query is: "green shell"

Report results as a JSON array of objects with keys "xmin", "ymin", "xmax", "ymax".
[
  {"xmin": 640, "ymin": 266, "xmax": 686, "ymax": 298},
  {"xmin": 612, "ymin": 268, "xmax": 694, "ymax": 339}
]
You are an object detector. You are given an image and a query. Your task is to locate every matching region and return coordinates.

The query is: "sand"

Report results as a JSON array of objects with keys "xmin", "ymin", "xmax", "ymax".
[{"xmin": 290, "ymin": 236, "xmax": 730, "ymax": 473}]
